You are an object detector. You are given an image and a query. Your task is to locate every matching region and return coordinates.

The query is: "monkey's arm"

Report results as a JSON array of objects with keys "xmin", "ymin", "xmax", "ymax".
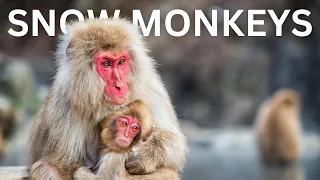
[
  {"xmin": 125, "ymin": 129, "xmax": 186, "ymax": 174},
  {"xmin": 95, "ymin": 153, "xmax": 128, "ymax": 180},
  {"xmin": 74, "ymin": 153, "xmax": 127, "ymax": 180}
]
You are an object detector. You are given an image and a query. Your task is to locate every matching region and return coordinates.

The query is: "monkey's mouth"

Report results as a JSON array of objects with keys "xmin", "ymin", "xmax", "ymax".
[
  {"xmin": 107, "ymin": 97, "xmax": 127, "ymax": 105},
  {"xmin": 116, "ymin": 139, "xmax": 130, "ymax": 148}
]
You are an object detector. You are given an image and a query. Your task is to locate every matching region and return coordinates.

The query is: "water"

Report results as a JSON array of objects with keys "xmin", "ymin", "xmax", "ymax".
[
  {"xmin": 181, "ymin": 127, "xmax": 320, "ymax": 180},
  {"xmin": 182, "ymin": 141, "xmax": 320, "ymax": 180}
]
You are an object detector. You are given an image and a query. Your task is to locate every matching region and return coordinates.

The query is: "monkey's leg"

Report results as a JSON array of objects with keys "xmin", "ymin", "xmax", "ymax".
[
  {"xmin": 124, "ymin": 168, "xmax": 180, "ymax": 180},
  {"xmin": 30, "ymin": 159, "xmax": 81, "ymax": 180},
  {"xmin": 30, "ymin": 160, "xmax": 61, "ymax": 180},
  {"xmin": 74, "ymin": 167, "xmax": 97, "ymax": 180}
]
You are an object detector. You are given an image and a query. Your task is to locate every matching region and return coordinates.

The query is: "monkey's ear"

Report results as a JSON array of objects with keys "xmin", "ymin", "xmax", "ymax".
[
  {"xmin": 99, "ymin": 117, "xmax": 110, "ymax": 129},
  {"xmin": 131, "ymin": 100, "xmax": 144, "ymax": 107}
]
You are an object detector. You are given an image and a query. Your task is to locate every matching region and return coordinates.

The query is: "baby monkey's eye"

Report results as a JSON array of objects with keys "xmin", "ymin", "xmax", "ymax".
[
  {"xmin": 120, "ymin": 121, "xmax": 127, "ymax": 127},
  {"xmin": 131, "ymin": 126, "xmax": 138, "ymax": 132},
  {"xmin": 102, "ymin": 61, "xmax": 110, "ymax": 67}
]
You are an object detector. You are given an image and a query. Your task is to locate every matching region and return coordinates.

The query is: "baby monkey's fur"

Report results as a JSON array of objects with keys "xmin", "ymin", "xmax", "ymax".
[{"xmin": 74, "ymin": 100, "xmax": 179, "ymax": 180}]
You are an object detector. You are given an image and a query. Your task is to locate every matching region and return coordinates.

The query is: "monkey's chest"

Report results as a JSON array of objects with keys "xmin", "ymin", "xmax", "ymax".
[{"xmin": 84, "ymin": 135, "xmax": 100, "ymax": 170}]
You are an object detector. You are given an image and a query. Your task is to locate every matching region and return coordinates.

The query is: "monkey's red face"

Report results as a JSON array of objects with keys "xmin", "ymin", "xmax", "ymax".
[
  {"xmin": 115, "ymin": 116, "xmax": 140, "ymax": 148},
  {"xmin": 95, "ymin": 51, "xmax": 130, "ymax": 105}
]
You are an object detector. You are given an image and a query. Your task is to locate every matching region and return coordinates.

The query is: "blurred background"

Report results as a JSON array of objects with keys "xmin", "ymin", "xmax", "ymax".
[{"xmin": 0, "ymin": 0, "xmax": 320, "ymax": 179}]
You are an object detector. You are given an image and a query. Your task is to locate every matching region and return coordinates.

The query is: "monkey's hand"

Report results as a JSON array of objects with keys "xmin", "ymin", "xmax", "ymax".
[
  {"xmin": 125, "ymin": 140, "xmax": 158, "ymax": 174},
  {"xmin": 74, "ymin": 167, "xmax": 97, "ymax": 180},
  {"xmin": 125, "ymin": 130, "xmax": 182, "ymax": 175}
]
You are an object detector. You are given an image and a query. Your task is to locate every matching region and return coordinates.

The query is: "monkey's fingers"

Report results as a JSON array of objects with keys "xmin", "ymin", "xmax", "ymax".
[
  {"xmin": 125, "ymin": 154, "xmax": 146, "ymax": 175},
  {"xmin": 125, "ymin": 160, "xmax": 145, "ymax": 175},
  {"xmin": 126, "ymin": 153, "xmax": 138, "ymax": 162},
  {"xmin": 126, "ymin": 153, "xmax": 158, "ymax": 175}
]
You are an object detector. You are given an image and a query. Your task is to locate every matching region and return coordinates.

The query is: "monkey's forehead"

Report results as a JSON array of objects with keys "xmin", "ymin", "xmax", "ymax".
[
  {"xmin": 273, "ymin": 89, "xmax": 300, "ymax": 102},
  {"xmin": 67, "ymin": 19, "xmax": 136, "ymax": 52}
]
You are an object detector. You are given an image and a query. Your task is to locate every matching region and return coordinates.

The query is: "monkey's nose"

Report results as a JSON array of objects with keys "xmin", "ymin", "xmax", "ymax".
[
  {"xmin": 124, "ymin": 130, "xmax": 129, "ymax": 137},
  {"xmin": 115, "ymin": 81, "xmax": 124, "ymax": 89}
]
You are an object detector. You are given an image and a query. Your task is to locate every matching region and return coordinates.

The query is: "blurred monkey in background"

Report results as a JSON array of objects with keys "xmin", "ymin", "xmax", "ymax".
[
  {"xmin": 0, "ymin": 97, "xmax": 16, "ymax": 156},
  {"xmin": 254, "ymin": 88, "xmax": 302, "ymax": 164}
]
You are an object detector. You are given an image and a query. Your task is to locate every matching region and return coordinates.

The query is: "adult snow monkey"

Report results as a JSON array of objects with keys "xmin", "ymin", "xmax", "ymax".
[
  {"xmin": 254, "ymin": 88, "xmax": 302, "ymax": 164},
  {"xmin": 29, "ymin": 18, "xmax": 187, "ymax": 179}
]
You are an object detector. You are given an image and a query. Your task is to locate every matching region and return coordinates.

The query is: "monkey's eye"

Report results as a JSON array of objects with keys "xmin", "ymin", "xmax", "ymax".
[
  {"xmin": 118, "ymin": 59, "xmax": 126, "ymax": 65},
  {"xmin": 131, "ymin": 126, "xmax": 138, "ymax": 132},
  {"xmin": 102, "ymin": 61, "xmax": 110, "ymax": 67},
  {"xmin": 120, "ymin": 121, "xmax": 127, "ymax": 127}
]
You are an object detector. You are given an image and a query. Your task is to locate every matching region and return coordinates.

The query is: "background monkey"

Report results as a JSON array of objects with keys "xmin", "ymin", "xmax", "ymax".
[
  {"xmin": 29, "ymin": 18, "xmax": 187, "ymax": 179},
  {"xmin": 75, "ymin": 100, "xmax": 179, "ymax": 180},
  {"xmin": 254, "ymin": 88, "xmax": 302, "ymax": 164},
  {"xmin": 0, "ymin": 100, "xmax": 16, "ymax": 156}
]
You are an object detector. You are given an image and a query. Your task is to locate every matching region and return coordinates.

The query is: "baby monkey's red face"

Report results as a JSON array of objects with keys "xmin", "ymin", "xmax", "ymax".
[{"xmin": 115, "ymin": 116, "xmax": 141, "ymax": 148}]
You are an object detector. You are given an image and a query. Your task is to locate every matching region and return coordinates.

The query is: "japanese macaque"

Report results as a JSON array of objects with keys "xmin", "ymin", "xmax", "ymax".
[
  {"xmin": 0, "ymin": 98, "xmax": 16, "ymax": 156},
  {"xmin": 75, "ymin": 100, "xmax": 179, "ymax": 180},
  {"xmin": 29, "ymin": 18, "xmax": 187, "ymax": 179},
  {"xmin": 254, "ymin": 89, "xmax": 302, "ymax": 164}
]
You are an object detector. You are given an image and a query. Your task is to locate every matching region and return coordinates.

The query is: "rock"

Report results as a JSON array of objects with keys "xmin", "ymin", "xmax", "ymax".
[{"xmin": 0, "ymin": 166, "xmax": 28, "ymax": 179}]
